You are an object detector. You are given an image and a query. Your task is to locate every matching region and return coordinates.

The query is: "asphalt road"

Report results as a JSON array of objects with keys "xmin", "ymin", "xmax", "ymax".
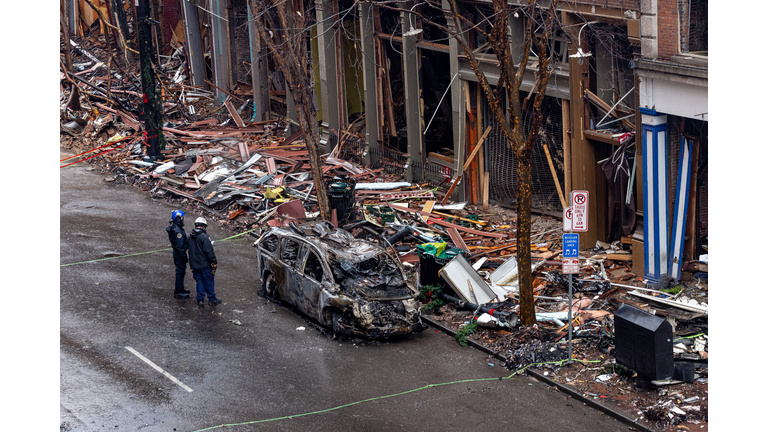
[{"xmin": 60, "ymin": 152, "xmax": 629, "ymax": 432}]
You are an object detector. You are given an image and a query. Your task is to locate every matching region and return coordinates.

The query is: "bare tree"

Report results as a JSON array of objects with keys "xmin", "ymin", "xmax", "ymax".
[
  {"xmin": 383, "ymin": 0, "xmax": 560, "ymax": 326},
  {"xmin": 250, "ymin": 0, "xmax": 332, "ymax": 221}
]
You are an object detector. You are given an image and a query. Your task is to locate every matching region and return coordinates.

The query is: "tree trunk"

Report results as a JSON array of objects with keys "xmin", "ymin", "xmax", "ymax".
[
  {"xmin": 516, "ymin": 151, "xmax": 535, "ymax": 325},
  {"xmin": 60, "ymin": 12, "xmax": 73, "ymax": 73},
  {"xmin": 295, "ymin": 89, "xmax": 332, "ymax": 221}
]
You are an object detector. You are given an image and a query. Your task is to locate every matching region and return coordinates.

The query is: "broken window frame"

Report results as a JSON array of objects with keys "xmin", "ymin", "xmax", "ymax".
[
  {"xmin": 280, "ymin": 237, "xmax": 302, "ymax": 266},
  {"xmin": 261, "ymin": 233, "xmax": 279, "ymax": 254},
  {"xmin": 302, "ymin": 247, "xmax": 325, "ymax": 283}
]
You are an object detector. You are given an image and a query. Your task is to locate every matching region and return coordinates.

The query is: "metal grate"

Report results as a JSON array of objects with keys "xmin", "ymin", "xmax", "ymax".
[
  {"xmin": 412, "ymin": 160, "xmax": 454, "ymax": 191},
  {"xmin": 484, "ymin": 93, "xmax": 565, "ymax": 212},
  {"xmin": 336, "ymin": 135, "xmax": 366, "ymax": 166},
  {"xmin": 368, "ymin": 147, "xmax": 408, "ymax": 175}
]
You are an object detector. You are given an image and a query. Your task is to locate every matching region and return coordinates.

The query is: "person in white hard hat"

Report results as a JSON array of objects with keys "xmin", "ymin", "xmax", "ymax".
[{"xmin": 188, "ymin": 217, "xmax": 221, "ymax": 306}]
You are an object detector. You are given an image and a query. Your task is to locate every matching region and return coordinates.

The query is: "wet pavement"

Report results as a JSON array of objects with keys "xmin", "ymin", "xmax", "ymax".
[{"xmin": 60, "ymin": 152, "xmax": 629, "ymax": 431}]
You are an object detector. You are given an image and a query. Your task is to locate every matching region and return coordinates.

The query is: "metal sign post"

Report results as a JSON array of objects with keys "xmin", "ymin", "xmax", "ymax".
[{"xmin": 562, "ymin": 232, "xmax": 580, "ymax": 363}]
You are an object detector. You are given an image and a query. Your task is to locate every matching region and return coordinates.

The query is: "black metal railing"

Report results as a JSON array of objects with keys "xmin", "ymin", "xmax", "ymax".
[{"xmin": 411, "ymin": 160, "xmax": 453, "ymax": 190}]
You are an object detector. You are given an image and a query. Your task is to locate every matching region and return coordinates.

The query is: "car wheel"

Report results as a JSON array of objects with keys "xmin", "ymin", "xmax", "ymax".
[
  {"xmin": 331, "ymin": 311, "xmax": 344, "ymax": 338},
  {"xmin": 262, "ymin": 273, "xmax": 279, "ymax": 300}
]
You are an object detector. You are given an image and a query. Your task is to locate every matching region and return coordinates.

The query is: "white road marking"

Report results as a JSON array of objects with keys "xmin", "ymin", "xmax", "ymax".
[{"xmin": 125, "ymin": 346, "xmax": 194, "ymax": 393}]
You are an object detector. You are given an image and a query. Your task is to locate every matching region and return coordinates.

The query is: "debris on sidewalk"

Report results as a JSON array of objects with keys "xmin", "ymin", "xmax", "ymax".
[{"xmin": 61, "ymin": 23, "xmax": 708, "ymax": 432}]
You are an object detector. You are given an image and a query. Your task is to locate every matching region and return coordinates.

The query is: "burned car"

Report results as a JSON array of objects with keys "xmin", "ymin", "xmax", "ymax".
[{"xmin": 255, "ymin": 221, "xmax": 424, "ymax": 338}]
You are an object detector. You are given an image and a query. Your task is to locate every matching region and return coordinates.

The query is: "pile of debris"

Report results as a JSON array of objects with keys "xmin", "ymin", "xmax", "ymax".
[{"xmin": 60, "ymin": 28, "xmax": 708, "ymax": 432}]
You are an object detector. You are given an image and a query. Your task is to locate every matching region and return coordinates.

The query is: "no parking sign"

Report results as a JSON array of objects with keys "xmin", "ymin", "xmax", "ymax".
[{"xmin": 570, "ymin": 190, "xmax": 589, "ymax": 232}]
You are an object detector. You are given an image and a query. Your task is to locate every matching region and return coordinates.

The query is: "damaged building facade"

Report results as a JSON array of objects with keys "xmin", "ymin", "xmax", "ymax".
[{"xmin": 81, "ymin": 0, "xmax": 705, "ymax": 285}]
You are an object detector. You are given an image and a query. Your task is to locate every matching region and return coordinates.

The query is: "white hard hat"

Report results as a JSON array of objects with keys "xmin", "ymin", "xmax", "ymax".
[{"xmin": 195, "ymin": 217, "xmax": 208, "ymax": 226}]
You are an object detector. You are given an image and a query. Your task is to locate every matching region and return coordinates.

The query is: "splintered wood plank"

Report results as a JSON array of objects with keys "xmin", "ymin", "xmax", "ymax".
[
  {"xmin": 387, "ymin": 204, "xmax": 505, "ymax": 239},
  {"xmin": 447, "ymin": 227, "xmax": 471, "ymax": 254},
  {"xmin": 422, "ymin": 200, "xmax": 436, "ymax": 214},
  {"xmin": 224, "ymin": 98, "xmax": 246, "ymax": 127}
]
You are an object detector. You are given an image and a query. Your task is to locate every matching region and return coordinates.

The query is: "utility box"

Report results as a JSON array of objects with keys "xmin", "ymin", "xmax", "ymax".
[{"xmin": 614, "ymin": 303, "xmax": 674, "ymax": 380}]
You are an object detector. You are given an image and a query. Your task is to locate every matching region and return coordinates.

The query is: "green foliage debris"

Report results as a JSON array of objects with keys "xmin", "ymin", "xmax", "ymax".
[
  {"xmin": 455, "ymin": 320, "xmax": 478, "ymax": 347},
  {"xmin": 419, "ymin": 284, "xmax": 444, "ymax": 313}
]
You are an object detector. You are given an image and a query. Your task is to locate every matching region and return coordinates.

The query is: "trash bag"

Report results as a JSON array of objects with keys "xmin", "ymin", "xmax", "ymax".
[{"xmin": 416, "ymin": 242, "xmax": 447, "ymax": 258}]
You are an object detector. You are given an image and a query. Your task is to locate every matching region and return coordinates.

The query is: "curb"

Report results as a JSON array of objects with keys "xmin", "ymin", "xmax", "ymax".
[{"xmin": 421, "ymin": 316, "xmax": 656, "ymax": 432}]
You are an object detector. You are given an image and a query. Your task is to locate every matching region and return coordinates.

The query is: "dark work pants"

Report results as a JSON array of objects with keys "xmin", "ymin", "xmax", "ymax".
[
  {"xmin": 173, "ymin": 250, "xmax": 187, "ymax": 295},
  {"xmin": 192, "ymin": 268, "xmax": 217, "ymax": 302}
]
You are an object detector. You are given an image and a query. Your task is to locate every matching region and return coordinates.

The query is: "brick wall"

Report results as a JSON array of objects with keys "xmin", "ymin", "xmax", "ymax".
[{"xmin": 657, "ymin": 0, "xmax": 678, "ymax": 59}]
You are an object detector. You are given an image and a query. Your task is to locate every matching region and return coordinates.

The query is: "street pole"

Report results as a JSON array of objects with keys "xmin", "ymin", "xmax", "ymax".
[
  {"xmin": 568, "ymin": 272, "xmax": 573, "ymax": 363},
  {"xmin": 136, "ymin": 0, "xmax": 163, "ymax": 160}
]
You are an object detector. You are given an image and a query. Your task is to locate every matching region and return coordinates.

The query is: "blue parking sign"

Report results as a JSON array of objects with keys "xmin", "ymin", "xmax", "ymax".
[{"xmin": 563, "ymin": 233, "xmax": 579, "ymax": 258}]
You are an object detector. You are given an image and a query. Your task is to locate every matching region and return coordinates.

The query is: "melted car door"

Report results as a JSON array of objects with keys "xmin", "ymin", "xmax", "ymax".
[
  {"xmin": 296, "ymin": 246, "xmax": 327, "ymax": 321},
  {"xmin": 279, "ymin": 237, "xmax": 305, "ymax": 306}
]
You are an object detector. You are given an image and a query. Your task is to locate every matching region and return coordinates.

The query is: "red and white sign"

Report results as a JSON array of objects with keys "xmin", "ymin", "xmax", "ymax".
[
  {"xmin": 570, "ymin": 190, "xmax": 589, "ymax": 232},
  {"xmin": 562, "ymin": 257, "xmax": 580, "ymax": 274},
  {"xmin": 563, "ymin": 206, "xmax": 572, "ymax": 232}
]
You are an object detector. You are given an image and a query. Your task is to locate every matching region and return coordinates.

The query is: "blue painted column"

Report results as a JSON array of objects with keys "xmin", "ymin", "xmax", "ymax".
[{"xmin": 640, "ymin": 108, "xmax": 669, "ymax": 283}]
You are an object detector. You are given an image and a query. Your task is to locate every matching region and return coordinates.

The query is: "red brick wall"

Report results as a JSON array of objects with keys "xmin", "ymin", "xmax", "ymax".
[{"xmin": 657, "ymin": 0, "xmax": 678, "ymax": 59}]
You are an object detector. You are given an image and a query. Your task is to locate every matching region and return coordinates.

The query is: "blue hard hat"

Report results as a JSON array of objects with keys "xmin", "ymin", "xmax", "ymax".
[{"xmin": 172, "ymin": 210, "xmax": 185, "ymax": 220}]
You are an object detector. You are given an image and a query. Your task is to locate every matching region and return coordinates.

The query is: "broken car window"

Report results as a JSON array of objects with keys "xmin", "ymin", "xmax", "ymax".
[
  {"xmin": 262, "ymin": 234, "xmax": 279, "ymax": 253},
  {"xmin": 304, "ymin": 250, "xmax": 324, "ymax": 282},
  {"xmin": 281, "ymin": 238, "xmax": 301, "ymax": 266}
]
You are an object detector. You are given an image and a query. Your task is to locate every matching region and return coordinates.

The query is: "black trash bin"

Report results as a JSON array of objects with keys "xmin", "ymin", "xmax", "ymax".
[
  {"xmin": 326, "ymin": 176, "xmax": 357, "ymax": 224},
  {"xmin": 418, "ymin": 248, "xmax": 464, "ymax": 291},
  {"xmin": 614, "ymin": 303, "xmax": 674, "ymax": 381}
]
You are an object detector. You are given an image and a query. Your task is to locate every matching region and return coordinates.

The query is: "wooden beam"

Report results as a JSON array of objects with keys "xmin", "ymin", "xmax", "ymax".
[
  {"xmin": 462, "ymin": 126, "xmax": 492, "ymax": 171},
  {"xmin": 543, "ymin": 143, "xmax": 566, "ymax": 208},
  {"xmin": 482, "ymin": 171, "xmax": 490, "ymax": 210},
  {"xmin": 562, "ymin": 99, "xmax": 571, "ymax": 197},
  {"xmin": 584, "ymin": 89, "xmax": 635, "ymax": 131},
  {"xmin": 388, "ymin": 204, "xmax": 505, "ymax": 238},
  {"xmin": 447, "ymin": 227, "xmax": 471, "ymax": 254},
  {"xmin": 441, "ymin": 175, "xmax": 461, "ymax": 205},
  {"xmin": 465, "ymin": 81, "xmax": 479, "ymax": 204},
  {"xmin": 476, "ymin": 81, "xmax": 484, "ymax": 200},
  {"xmin": 683, "ymin": 137, "xmax": 700, "ymax": 262}
]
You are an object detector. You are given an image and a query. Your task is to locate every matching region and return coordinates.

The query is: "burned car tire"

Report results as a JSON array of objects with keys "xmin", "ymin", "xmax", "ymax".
[
  {"xmin": 331, "ymin": 311, "xmax": 349, "ymax": 339},
  {"xmin": 262, "ymin": 273, "xmax": 279, "ymax": 300}
]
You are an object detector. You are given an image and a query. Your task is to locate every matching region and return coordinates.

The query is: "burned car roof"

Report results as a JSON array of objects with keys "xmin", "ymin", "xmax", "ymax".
[
  {"xmin": 265, "ymin": 221, "xmax": 381, "ymax": 261},
  {"xmin": 256, "ymin": 221, "xmax": 424, "ymax": 338}
]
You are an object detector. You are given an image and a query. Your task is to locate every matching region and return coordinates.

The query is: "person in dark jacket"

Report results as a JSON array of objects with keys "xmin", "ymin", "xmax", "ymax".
[
  {"xmin": 188, "ymin": 217, "xmax": 221, "ymax": 306},
  {"xmin": 166, "ymin": 210, "xmax": 190, "ymax": 299}
]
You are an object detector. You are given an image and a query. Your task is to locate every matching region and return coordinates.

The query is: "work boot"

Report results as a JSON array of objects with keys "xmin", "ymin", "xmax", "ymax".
[
  {"xmin": 182, "ymin": 289, "xmax": 191, "ymax": 294},
  {"xmin": 198, "ymin": 300, "xmax": 204, "ymax": 307},
  {"xmin": 174, "ymin": 293, "xmax": 190, "ymax": 299},
  {"xmin": 209, "ymin": 298, "xmax": 222, "ymax": 306}
]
